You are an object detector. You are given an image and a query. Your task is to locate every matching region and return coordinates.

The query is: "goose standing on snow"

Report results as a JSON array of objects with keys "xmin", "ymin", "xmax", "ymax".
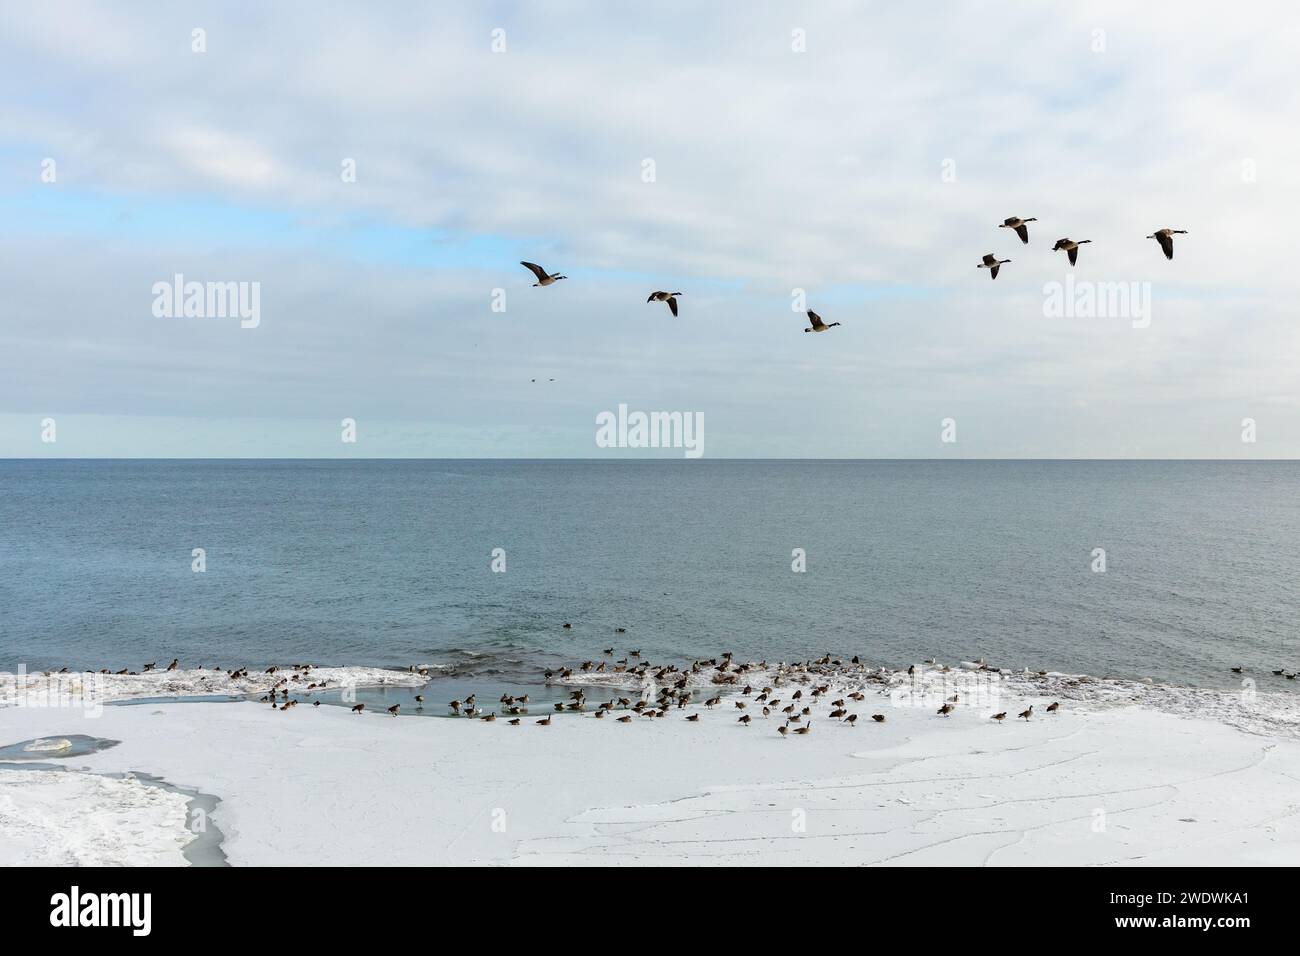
[
  {"xmin": 1146, "ymin": 228, "xmax": 1188, "ymax": 260},
  {"xmin": 520, "ymin": 261, "xmax": 567, "ymax": 286},
  {"xmin": 1051, "ymin": 238, "xmax": 1092, "ymax": 266},
  {"xmin": 647, "ymin": 291, "xmax": 683, "ymax": 316},
  {"xmin": 978, "ymin": 253, "xmax": 1012, "ymax": 279},
  {"xmin": 999, "ymin": 216, "xmax": 1037, "ymax": 244},
  {"xmin": 804, "ymin": 310, "xmax": 842, "ymax": 333}
]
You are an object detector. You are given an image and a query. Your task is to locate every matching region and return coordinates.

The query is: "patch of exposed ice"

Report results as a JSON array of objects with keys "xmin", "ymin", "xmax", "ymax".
[{"xmin": 0, "ymin": 665, "xmax": 428, "ymax": 708}]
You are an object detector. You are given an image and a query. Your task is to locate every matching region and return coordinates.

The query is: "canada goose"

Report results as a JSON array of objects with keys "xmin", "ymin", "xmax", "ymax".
[
  {"xmin": 871, "ymin": 714, "xmax": 886, "ymax": 723},
  {"xmin": 738, "ymin": 714, "xmax": 752, "ymax": 725},
  {"xmin": 602, "ymin": 647, "xmax": 613, "ymax": 655},
  {"xmin": 615, "ymin": 627, "xmax": 626, "ymax": 633},
  {"xmin": 647, "ymin": 291, "xmax": 683, "ymax": 316},
  {"xmin": 978, "ymin": 253, "xmax": 1011, "ymax": 280},
  {"xmin": 617, "ymin": 714, "xmax": 633, "ymax": 723},
  {"xmin": 999, "ymin": 216, "xmax": 1038, "ymax": 244},
  {"xmin": 734, "ymin": 701, "xmax": 746, "ymax": 710},
  {"xmin": 143, "ymin": 661, "xmax": 156, "ymax": 671},
  {"xmin": 414, "ymin": 694, "xmax": 424, "ymax": 705},
  {"xmin": 937, "ymin": 703, "xmax": 954, "ymax": 717},
  {"xmin": 537, "ymin": 715, "xmax": 552, "ymax": 726},
  {"xmin": 521, "ymin": 261, "xmax": 566, "ymax": 286},
  {"xmin": 387, "ymin": 704, "xmax": 400, "ymax": 716},
  {"xmin": 992, "ymin": 712, "xmax": 1007, "ymax": 722},
  {"xmin": 843, "ymin": 714, "xmax": 858, "ymax": 726},
  {"xmin": 166, "ymin": 658, "xmax": 179, "ymax": 671},
  {"xmin": 1146, "ymin": 228, "xmax": 1187, "ymax": 260},
  {"xmin": 562, "ymin": 622, "xmax": 571, "ymax": 629},
  {"xmin": 777, "ymin": 724, "xmax": 789, "ymax": 736},
  {"xmin": 686, "ymin": 713, "xmax": 700, "ymax": 722},
  {"xmin": 508, "ymin": 718, "xmax": 521, "ymax": 725},
  {"xmin": 793, "ymin": 723, "xmax": 812, "ymax": 735},
  {"xmin": 1046, "ymin": 701, "xmax": 1060, "ymax": 714},
  {"xmin": 803, "ymin": 310, "xmax": 841, "ymax": 333},
  {"xmin": 351, "ymin": 703, "xmax": 365, "ymax": 713},
  {"xmin": 1051, "ymin": 238, "xmax": 1092, "ymax": 266},
  {"xmin": 1018, "ymin": 706, "xmax": 1033, "ymax": 720},
  {"xmin": 1231, "ymin": 666, "xmax": 1244, "ymax": 674},
  {"xmin": 829, "ymin": 708, "xmax": 846, "ymax": 719}
]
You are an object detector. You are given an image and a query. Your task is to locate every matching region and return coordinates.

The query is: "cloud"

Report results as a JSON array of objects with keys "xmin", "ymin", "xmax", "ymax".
[{"xmin": 1, "ymin": 1, "xmax": 1298, "ymax": 456}]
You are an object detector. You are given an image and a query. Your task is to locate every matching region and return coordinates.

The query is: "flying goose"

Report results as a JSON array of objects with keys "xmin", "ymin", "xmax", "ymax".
[
  {"xmin": 978, "ymin": 253, "xmax": 1011, "ymax": 280},
  {"xmin": 1146, "ymin": 228, "xmax": 1187, "ymax": 260},
  {"xmin": 999, "ymin": 216, "xmax": 1038, "ymax": 244},
  {"xmin": 520, "ymin": 261, "xmax": 566, "ymax": 286},
  {"xmin": 1051, "ymin": 238, "xmax": 1092, "ymax": 266},
  {"xmin": 803, "ymin": 310, "xmax": 841, "ymax": 333},
  {"xmin": 647, "ymin": 291, "xmax": 683, "ymax": 316}
]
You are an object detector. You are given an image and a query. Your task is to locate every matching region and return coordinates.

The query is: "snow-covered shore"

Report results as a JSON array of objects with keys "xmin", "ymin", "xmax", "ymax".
[{"xmin": 2, "ymin": 663, "xmax": 1299, "ymax": 866}]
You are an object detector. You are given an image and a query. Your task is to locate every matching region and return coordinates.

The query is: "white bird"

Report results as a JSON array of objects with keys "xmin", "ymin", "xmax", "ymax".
[
  {"xmin": 647, "ymin": 291, "xmax": 683, "ymax": 316},
  {"xmin": 520, "ymin": 261, "xmax": 567, "ymax": 286},
  {"xmin": 803, "ymin": 310, "xmax": 841, "ymax": 333},
  {"xmin": 978, "ymin": 253, "xmax": 1011, "ymax": 280}
]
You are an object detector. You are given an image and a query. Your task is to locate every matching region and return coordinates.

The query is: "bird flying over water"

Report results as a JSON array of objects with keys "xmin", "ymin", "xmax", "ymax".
[
  {"xmin": 647, "ymin": 291, "xmax": 683, "ymax": 316},
  {"xmin": 1146, "ymin": 228, "xmax": 1188, "ymax": 260},
  {"xmin": 999, "ymin": 216, "xmax": 1037, "ymax": 244},
  {"xmin": 978, "ymin": 253, "xmax": 1011, "ymax": 280},
  {"xmin": 520, "ymin": 261, "xmax": 566, "ymax": 286},
  {"xmin": 803, "ymin": 310, "xmax": 841, "ymax": 333}
]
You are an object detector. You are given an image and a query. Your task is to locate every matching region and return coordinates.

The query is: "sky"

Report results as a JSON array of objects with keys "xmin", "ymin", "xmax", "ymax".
[{"xmin": 2, "ymin": 0, "xmax": 1299, "ymax": 458}]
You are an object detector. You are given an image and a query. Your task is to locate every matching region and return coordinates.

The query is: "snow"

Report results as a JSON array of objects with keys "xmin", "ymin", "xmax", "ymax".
[{"xmin": 3, "ymin": 661, "xmax": 1300, "ymax": 865}]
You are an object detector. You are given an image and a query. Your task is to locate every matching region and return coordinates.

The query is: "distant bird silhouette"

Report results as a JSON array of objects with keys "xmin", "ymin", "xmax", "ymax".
[
  {"xmin": 999, "ymin": 216, "xmax": 1038, "ymax": 244},
  {"xmin": 520, "ymin": 261, "xmax": 566, "ymax": 286},
  {"xmin": 978, "ymin": 253, "xmax": 1011, "ymax": 280},
  {"xmin": 1146, "ymin": 228, "xmax": 1187, "ymax": 260},
  {"xmin": 1052, "ymin": 238, "xmax": 1092, "ymax": 266},
  {"xmin": 804, "ymin": 310, "xmax": 841, "ymax": 333},
  {"xmin": 647, "ymin": 291, "xmax": 683, "ymax": 316}
]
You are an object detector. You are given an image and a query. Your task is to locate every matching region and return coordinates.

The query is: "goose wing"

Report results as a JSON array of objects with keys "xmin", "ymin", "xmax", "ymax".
[
  {"xmin": 1014, "ymin": 223, "xmax": 1029, "ymax": 243},
  {"xmin": 1067, "ymin": 246, "xmax": 1078, "ymax": 266},
  {"xmin": 806, "ymin": 310, "xmax": 826, "ymax": 330},
  {"xmin": 990, "ymin": 263, "xmax": 1000, "ymax": 280},
  {"xmin": 521, "ymin": 261, "xmax": 549, "ymax": 281},
  {"xmin": 1157, "ymin": 233, "xmax": 1174, "ymax": 260},
  {"xmin": 667, "ymin": 296, "xmax": 678, "ymax": 317}
]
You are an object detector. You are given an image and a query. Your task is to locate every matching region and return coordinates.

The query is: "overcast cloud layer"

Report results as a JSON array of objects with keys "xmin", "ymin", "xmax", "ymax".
[{"xmin": 2, "ymin": 0, "xmax": 1298, "ymax": 457}]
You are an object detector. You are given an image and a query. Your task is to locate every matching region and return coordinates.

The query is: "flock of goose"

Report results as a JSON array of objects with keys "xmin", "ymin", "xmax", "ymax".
[
  {"xmin": 390, "ymin": 643, "xmax": 1063, "ymax": 736},
  {"xmin": 520, "ymin": 218, "xmax": 1189, "ymax": 333}
]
